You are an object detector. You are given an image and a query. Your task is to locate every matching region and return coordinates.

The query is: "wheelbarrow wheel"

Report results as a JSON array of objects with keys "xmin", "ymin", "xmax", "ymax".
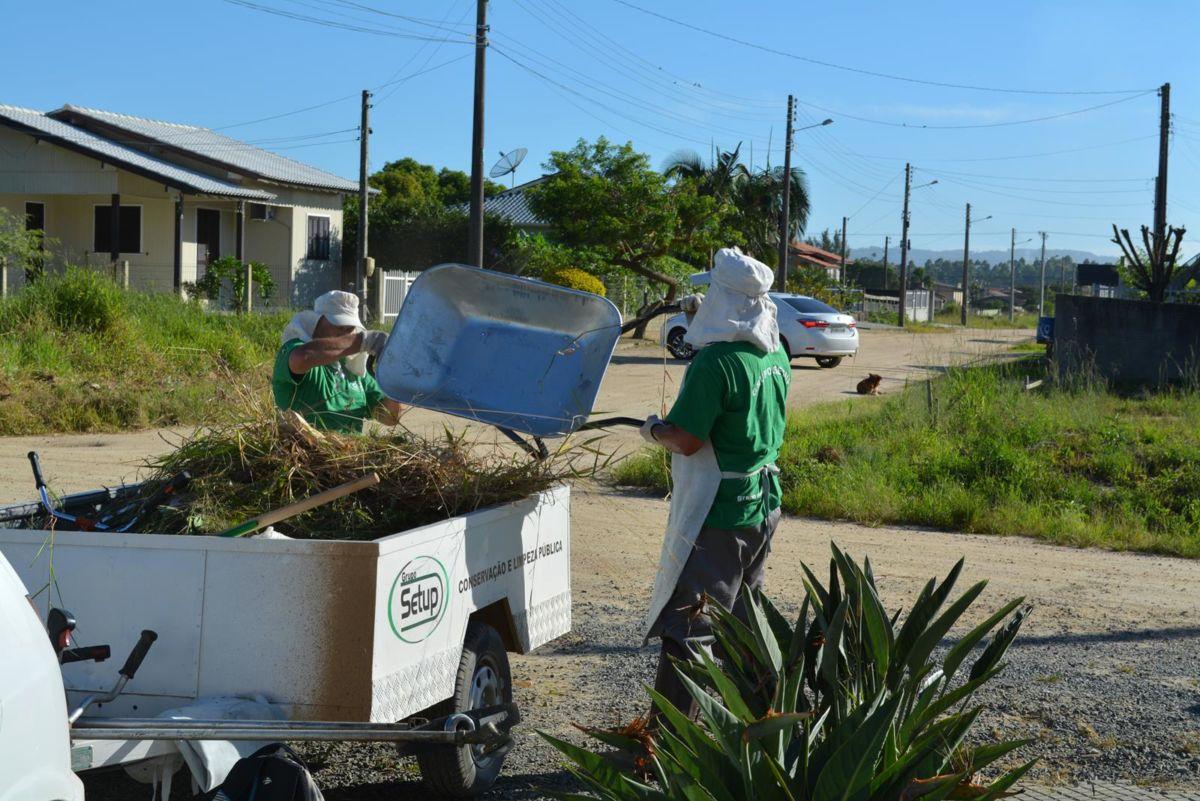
[{"xmin": 417, "ymin": 621, "xmax": 512, "ymax": 797}]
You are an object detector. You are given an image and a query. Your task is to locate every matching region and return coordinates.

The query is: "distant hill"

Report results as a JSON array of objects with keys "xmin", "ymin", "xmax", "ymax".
[{"xmin": 848, "ymin": 247, "xmax": 1116, "ymax": 265}]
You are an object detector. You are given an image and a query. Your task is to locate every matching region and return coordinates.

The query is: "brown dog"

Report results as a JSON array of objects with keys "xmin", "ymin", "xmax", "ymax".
[{"xmin": 856, "ymin": 374, "xmax": 883, "ymax": 395}]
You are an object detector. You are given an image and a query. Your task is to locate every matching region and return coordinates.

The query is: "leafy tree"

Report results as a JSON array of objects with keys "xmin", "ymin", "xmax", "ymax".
[
  {"xmin": 0, "ymin": 207, "xmax": 49, "ymax": 281},
  {"xmin": 528, "ymin": 137, "xmax": 723, "ymax": 309},
  {"xmin": 804, "ymin": 227, "xmax": 842, "ymax": 255},
  {"xmin": 343, "ymin": 158, "xmax": 506, "ymax": 269}
]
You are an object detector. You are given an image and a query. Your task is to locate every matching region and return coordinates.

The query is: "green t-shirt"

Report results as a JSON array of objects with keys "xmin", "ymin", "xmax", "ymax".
[
  {"xmin": 665, "ymin": 340, "xmax": 791, "ymax": 530},
  {"xmin": 272, "ymin": 339, "xmax": 386, "ymax": 434}
]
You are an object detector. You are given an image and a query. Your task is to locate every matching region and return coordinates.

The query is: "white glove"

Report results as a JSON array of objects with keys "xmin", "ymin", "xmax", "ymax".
[
  {"xmin": 678, "ymin": 293, "xmax": 703, "ymax": 315},
  {"xmin": 640, "ymin": 414, "xmax": 665, "ymax": 445},
  {"xmin": 360, "ymin": 329, "xmax": 388, "ymax": 358}
]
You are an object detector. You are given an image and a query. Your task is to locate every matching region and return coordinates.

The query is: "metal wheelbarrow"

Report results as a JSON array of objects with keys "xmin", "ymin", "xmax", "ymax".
[{"xmin": 375, "ymin": 264, "xmax": 678, "ymax": 457}]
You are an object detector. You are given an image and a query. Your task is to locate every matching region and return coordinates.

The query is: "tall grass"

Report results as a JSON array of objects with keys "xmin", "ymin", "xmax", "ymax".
[
  {"xmin": 0, "ymin": 268, "xmax": 290, "ymax": 434},
  {"xmin": 612, "ymin": 357, "xmax": 1200, "ymax": 558}
]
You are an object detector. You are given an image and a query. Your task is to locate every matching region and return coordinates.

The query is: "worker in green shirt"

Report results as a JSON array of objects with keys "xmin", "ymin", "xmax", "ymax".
[
  {"xmin": 638, "ymin": 248, "xmax": 790, "ymax": 724},
  {"xmin": 272, "ymin": 290, "xmax": 402, "ymax": 433}
]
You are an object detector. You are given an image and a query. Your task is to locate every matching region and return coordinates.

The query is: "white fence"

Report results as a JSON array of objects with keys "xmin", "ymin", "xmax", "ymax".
[
  {"xmin": 862, "ymin": 290, "xmax": 936, "ymax": 322},
  {"xmin": 379, "ymin": 270, "xmax": 420, "ymax": 323}
]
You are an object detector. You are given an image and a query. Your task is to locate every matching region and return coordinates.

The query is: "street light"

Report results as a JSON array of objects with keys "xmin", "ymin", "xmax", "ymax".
[
  {"xmin": 1009, "ymin": 231, "xmax": 1033, "ymax": 323},
  {"xmin": 961, "ymin": 206, "xmax": 992, "ymax": 324},
  {"xmin": 898, "ymin": 174, "xmax": 937, "ymax": 327},
  {"xmin": 778, "ymin": 117, "xmax": 834, "ymax": 288}
]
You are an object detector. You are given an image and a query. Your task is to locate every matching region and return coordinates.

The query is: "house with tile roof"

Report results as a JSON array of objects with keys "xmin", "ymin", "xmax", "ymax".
[{"xmin": 0, "ymin": 103, "xmax": 359, "ymax": 307}]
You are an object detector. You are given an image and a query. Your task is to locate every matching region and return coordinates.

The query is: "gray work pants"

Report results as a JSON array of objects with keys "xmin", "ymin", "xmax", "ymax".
[{"xmin": 651, "ymin": 506, "xmax": 781, "ymax": 719}]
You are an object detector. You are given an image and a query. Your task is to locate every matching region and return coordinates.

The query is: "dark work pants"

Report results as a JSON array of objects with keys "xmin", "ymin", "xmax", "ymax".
[{"xmin": 651, "ymin": 506, "xmax": 781, "ymax": 721}]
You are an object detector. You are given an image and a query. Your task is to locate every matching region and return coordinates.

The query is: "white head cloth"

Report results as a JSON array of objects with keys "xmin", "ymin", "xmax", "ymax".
[
  {"xmin": 281, "ymin": 290, "xmax": 364, "ymax": 346},
  {"xmin": 683, "ymin": 247, "xmax": 779, "ymax": 353}
]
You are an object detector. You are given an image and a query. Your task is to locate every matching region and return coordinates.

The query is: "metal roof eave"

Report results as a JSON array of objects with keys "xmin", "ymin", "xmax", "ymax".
[{"xmin": 0, "ymin": 116, "xmax": 274, "ymax": 201}]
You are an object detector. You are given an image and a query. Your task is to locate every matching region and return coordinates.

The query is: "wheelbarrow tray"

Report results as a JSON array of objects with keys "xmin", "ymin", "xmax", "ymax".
[
  {"xmin": 375, "ymin": 264, "xmax": 622, "ymax": 438},
  {"xmin": 0, "ymin": 485, "xmax": 571, "ymax": 725}
]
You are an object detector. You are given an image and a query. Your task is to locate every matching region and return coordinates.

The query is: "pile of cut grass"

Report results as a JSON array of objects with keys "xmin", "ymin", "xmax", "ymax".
[
  {"xmin": 612, "ymin": 357, "xmax": 1200, "ymax": 558},
  {"xmin": 125, "ymin": 392, "xmax": 592, "ymax": 540},
  {"xmin": 0, "ymin": 268, "xmax": 290, "ymax": 434}
]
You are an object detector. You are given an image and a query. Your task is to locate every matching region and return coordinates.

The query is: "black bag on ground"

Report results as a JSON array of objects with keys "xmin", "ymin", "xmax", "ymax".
[{"xmin": 203, "ymin": 743, "xmax": 324, "ymax": 801}]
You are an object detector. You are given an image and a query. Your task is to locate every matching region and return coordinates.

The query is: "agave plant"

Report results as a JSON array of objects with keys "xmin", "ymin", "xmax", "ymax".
[{"xmin": 542, "ymin": 544, "xmax": 1034, "ymax": 800}]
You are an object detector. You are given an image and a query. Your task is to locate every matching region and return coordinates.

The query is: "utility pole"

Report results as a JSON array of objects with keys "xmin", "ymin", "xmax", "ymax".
[
  {"xmin": 882, "ymin": 235, "xmax": 889, "ymax": 289},
  {"xmin": 1009, "ymin": 227, "xmax": 1016, "ymax": 324},
  {"xmin": 898, "ymin": 162, "xmax": 912, "ymax": 327},
  {"xmin": 839, "ymin": 216, "xmax": 848, "ymax": 284},
  {"xmin": 467, "ymin": 0, "xmax": 488, "ymax": 268},
  {"xmin": 1037, "ymin": 231, "xmax": 1048, "ymax": 318},
  {"xmin": 1153, "ymin": 82, "xmax": 1170, "ymax": 244},
  {"xmin": 356, "ymin": 89, "xmax": 371, "ymax": 303},
  {"xmin": 960, "ymin": 203, "xmax": 971, "ymax": 325},
  {"xmin": 777, "ymin": 94, "xmax": 795, "ymax": 290}
]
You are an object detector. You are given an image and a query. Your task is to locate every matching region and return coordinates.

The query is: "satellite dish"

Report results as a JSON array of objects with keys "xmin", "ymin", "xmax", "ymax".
[{"xmin": 489, "ymin": 147, "xmax": 527, "ymax": 187}]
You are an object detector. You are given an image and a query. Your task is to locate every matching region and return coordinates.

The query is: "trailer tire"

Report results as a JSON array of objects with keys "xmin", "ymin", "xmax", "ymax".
[{"xmin": 417, "ymin": 621, "xmax": 512, "ymax": 797}]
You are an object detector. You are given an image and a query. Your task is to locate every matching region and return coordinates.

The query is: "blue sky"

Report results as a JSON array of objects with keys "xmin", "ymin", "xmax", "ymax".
[{"xmin": 6, "ymin": 0, "xmax": 1198, "ymax": 259}]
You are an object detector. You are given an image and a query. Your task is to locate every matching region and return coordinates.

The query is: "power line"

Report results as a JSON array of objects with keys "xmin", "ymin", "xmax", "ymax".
[
  {"xmin": 606, "ymin": 0, "xmax": 1154, "ymax": 96},
  {"xmin": 847, "ymin": 172, "xmax": 902, "ymax": 219},
  {"xmin": 222, "ymin": 0, "xmax": 473, "ymax": 43},
  {"xmin": 795, "ymin": 91, "xmax": 1154, "ymax": 131},
  {"xmin": 302, "ymin": 0, "xmax": 474, "ymax": 32},
  {"xmin": 846, "ymin": 134, "xmax": 1159, "ymax": 163}
]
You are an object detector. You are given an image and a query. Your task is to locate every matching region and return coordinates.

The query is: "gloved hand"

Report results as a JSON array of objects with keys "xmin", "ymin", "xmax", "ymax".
[
  {"xmin": 360, "ymin": 329, "xmax": 388, "ymax": 358},
  {"xmin": 678, "ymin": 293, "xmax": 703, "ymax": 315},
  {"xmin": 640, "ymin": 414, "xmax": 665, "ymax": 445}
]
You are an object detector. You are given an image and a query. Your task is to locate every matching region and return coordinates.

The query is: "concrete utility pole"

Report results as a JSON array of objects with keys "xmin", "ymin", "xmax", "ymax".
[
  {"xmin": 840, "ymin": 215, "xmax": 848, "ymax": 284},
  {"xmin": 1037, "ymin": 231, "xmax": 1048, "ymax": 318},
  {"xmin": 882, "ymin": 235, "xmax": 889, "ymax": 289},
  {"xmin": 356, "ymin": 89, "xmax": 371, "ymax": 303},
  {"xmin": 1009, "ymin": 227, "xmax": 1016, "ymax": 324},
  {"xmin": 961, "ymin": 203, "xmax": 971, "ymax": 325},
  {"xmin": 1153, "ymin": 82, "xmax": 1170, "ymax": 244},
  {"xmin": 467, "ymin": 0, "xmax": 489, "ymax": 268},
  {"xmin": 898, "ymin": 163, "xmax": 912, "ymax": 327},
  {"xmin": 777, "ymin": 94, "xmax": 795, "ymax": 290}
]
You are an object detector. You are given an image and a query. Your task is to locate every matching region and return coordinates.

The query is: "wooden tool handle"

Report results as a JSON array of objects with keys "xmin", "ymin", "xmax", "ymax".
[{"xmin": 219, "ymin": 473, "xmax": 380, "ymax": 537}]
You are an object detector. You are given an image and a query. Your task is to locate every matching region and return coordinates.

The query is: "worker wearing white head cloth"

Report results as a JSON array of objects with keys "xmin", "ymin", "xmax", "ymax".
[
  {"xmin": 271, "ymin": 290, "xmax": 402, "ymax": 433},
  {"xmin": 638, "ymin": 247, "xmax": 791, "ymax": 724}
]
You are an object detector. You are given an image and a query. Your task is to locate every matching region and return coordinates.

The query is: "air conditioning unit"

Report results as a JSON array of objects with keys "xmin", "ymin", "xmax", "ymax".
[{"xmin": 248, "ymin": 203, "xmax": 275, "ymax": 221}]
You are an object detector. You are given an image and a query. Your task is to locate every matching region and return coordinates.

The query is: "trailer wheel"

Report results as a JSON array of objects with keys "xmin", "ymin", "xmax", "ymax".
[{"xmin": 417, "ymin": 621, "xmax": 512, "ymax": 797}]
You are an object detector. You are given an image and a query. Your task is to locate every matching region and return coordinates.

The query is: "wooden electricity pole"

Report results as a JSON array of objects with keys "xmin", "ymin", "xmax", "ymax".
[
  {"xmin": 356, "ymin": 89, "xmax": 371, "ymax": 302},
  {"xmin": 1153, "ymin": 82, "xmax": 1170, "ymax": 244},
  {"xmin": 898, "ymin": 163, "xmax": 912, "ymax": 327},
  {"xmin": 777, "ymin": 94, "xmax": 795, "ymax": 290},
  {"xmin": 467, "ymin": 0, "xmax": 488, "ymax": 268},
  {"xmin": 961, "ymin": 203, "xmax": 971, "ymax": 325}
]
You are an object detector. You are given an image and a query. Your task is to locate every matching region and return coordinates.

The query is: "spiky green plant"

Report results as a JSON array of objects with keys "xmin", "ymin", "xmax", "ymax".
[{"xmin": 542, "ymin": 544, "xmax": 1034, "ymax": 800}]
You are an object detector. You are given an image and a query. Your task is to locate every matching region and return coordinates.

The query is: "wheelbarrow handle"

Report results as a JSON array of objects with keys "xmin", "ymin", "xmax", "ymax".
[
  {"xmin": 577, "ymin": 416, "xmax": 646, "ymax": 431},
  {"xmin": 618, "ymin": 302, "xmax": 681, "ymax": 335}
]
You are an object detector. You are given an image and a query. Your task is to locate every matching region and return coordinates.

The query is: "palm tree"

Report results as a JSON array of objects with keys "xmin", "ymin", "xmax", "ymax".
[
  {"xmin": 663, "ymin": 143, "xmax": 748, "ymax": 202},
  {"xmin": 663, "ymin": 144, "xmax": 810, "ymax": 266}
]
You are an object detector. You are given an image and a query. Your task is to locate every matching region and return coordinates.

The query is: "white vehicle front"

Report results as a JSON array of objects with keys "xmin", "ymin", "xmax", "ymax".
[
  {"xmin": 0, "ymin": 554, "xmax": 84, "ymax": 801},
  {"xmin": 662, "ymin": 292, "xmax": 859, "ymax": 368}
]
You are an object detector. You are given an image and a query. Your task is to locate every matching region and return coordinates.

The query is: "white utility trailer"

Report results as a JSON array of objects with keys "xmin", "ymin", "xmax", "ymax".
[{"xmin": 0, "ymin": 483, "xmax": 571, "ymax": 798}]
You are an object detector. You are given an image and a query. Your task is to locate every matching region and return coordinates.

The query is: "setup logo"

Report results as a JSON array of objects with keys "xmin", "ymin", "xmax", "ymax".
[{"xmin": 387, "ymin": 556, "xmax": 449, "ymax": 643}]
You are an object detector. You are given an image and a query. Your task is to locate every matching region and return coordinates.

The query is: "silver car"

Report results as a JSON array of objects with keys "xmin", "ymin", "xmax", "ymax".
[{"xmin": 661, "ymin": 293, "xmax": 859, "ymax": 367}]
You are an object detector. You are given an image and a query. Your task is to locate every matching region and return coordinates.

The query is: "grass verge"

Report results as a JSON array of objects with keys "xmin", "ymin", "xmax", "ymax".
[
  {"xmin": 611, "ymin": 357, "xmax": 1200, "ymax": 558},
  {"xmin": 0, "ymin": 268, "xmax": 290, "ymax": 435}
]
